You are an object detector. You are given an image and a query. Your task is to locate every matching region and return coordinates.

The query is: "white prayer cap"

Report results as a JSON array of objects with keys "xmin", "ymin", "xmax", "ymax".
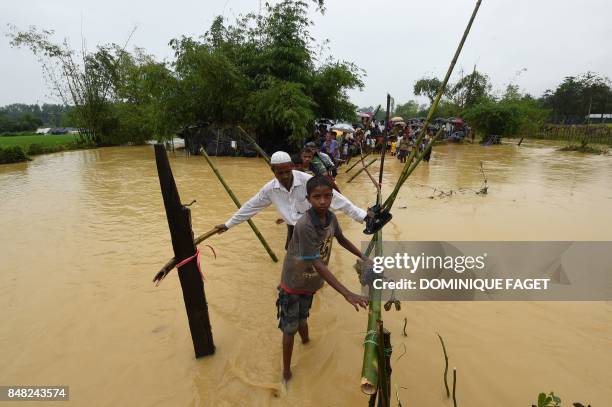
[{"xmin": 270, "ymin": 151, "xmax": 292, "ymax": 165}]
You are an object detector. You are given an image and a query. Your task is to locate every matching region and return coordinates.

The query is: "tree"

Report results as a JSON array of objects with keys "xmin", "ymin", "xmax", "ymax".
[
  {"xmin": 413, "ymin": 77, "xmax": 442, "ymax": 105},
  {"xmin": 169, "ymin": 0, "xmax": 363, "ymax": 149},
  {"xmin": 463, "ymin": 98, "xmax": 548, "ymax": 138},
  {"xmin": 502, "ymin": 84, "xmax": 521, "ymax": 102},
  {"xmin": 7, "ymin": 0, "xmax": 362, "ymax": 150},
  {"xmin": 540, "ymin": 72, "xmax": 612, "ymax": 124},
  {"xmin": 311, "ymin": 61, "xmax": 363, "ymax": 121},
  {"xmin": 393, "ymin": 100, "xmax": 422, "ymax": 119},
  {"xmin": 449, "ymin": 70, "xmax": 492, "ymax": 109}
]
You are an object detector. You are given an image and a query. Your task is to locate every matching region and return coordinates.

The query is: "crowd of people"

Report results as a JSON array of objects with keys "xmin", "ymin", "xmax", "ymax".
[{"xmin": 290, "ymin": 119, "xmax": 436, "ymax": 191}]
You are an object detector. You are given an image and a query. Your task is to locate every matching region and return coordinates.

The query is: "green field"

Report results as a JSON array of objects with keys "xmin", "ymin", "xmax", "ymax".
[{"xmin": 0, "ymin": 133, "xmax": 79, "ymax": 149}]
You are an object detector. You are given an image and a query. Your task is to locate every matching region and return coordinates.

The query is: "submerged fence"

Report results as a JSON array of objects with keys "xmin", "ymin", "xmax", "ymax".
[{"xmin": 531, "ymin": 125, "xmax": 612, "ymax": 145}]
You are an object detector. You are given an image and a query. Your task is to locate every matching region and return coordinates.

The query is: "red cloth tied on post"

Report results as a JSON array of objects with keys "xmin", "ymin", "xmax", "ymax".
[{"xmin": 175, "ymin": 249, "xmax": 203, "ymax": 280}]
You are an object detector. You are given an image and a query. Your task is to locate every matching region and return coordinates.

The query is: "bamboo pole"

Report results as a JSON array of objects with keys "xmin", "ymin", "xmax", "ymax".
[
  {"xmin": 360, "ymin": 232, "xmax": 383, "ymax": 394},
  {"xmin": 361, "ymin": 98, "xmax": 392, "ymax": 397},
  {"xmin": 437, "ymin": 333, "xmax": 450, "ymax": 398},
  {"xmin": 453, "ymin": 368, "xmax": 458, "ymax": 407},
  {"xmin": 383, "ymin": 0, "xmax": 483, "ymax": 211},
  {"xmin": 201, "ymin": 149, "xmax": 278, "ymax": 263},
  {"xmin": 347, "ymin": 104, "xmax": 380, "ymax": 172},
  {"xmin": 379, "ymin": 94, "xmax": 392, "ymax": 202},
  {"xmin": 345, "ymin": 152, "xmax": 370, "ymax": 173},
  {"xmin": 236, "ymin": 126, "xmax": 270, "ymax": 165},
  {"xmin": 376, "ymin": 320, "xmax": 390, "ymax": 407},
  {"xmin": 347, "ymin": 158, "xmax": 378, "ymax": 183},
  {"xmin": 360, "ymin": 0, "xmax": 483, "ymax": 392},
  {"xmin": 362, "ymin": 129, "xmax": 444, "ymax": 258}
]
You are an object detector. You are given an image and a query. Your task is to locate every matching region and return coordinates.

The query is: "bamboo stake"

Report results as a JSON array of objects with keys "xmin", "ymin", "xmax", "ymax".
[
  {"xmin": 345, "ymin": 152, "xmax": 370, "ymax": 173},
  {"xmin": 360, "ymin": 0, "xmax": 483, "ymax": 391},
  {"xmin": 376, "ymin": 320, "xmax": 390, "ymax": 407},
  {"xmin": 201, "ymin": 150, "xmax": 278, "ymax": 263},
  {"xmin": 378, "ymin": 94, "xmax": 391, "ymax": 203},
  {"xmin": 236, "ymin": 126, "xmax": 270, "ymax": 165},
  {"xmin": 453, "ymin": 368, "xmax": 458, "ymax": 407},
  {"xmin": 383, "ymin": 0, "xmax": 483, "ymax": 210},
  {"xmin": 361, "ymin": 99, "xmax": 391, "ymax": 395},
  {"xmin": 360, "ymin": 231, "xmax": 383, "ymax": 394},
  {"xmin": 361, "ymin": 129, "xmax": 444, "ymax": 258},
  {"xmin": 347, "ymin": 158, "xmax": 378, "ymax": 183},
  {"xmin": 437, "ymin": 333, "xmax": 450, "ymax": 398},
  {"xmin": 347, "ymin": 104, "xmax": 380, "ymax": 173}
]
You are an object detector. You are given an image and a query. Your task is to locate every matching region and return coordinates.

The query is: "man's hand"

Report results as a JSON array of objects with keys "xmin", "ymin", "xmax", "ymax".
[
  {"xmin": 344, "ymin": 292, "xmax": 369, "ymax": 311},
  {"xmin": 359, "ymin": 256, "xmax": 374, "ymax": 268},
  {"xmin": 275, "ymin": 218, "xmax": 285, "ymax": 225},
  {"xmin": 215, "ymin": 224, "xmax": 228, "ymax": 234}
]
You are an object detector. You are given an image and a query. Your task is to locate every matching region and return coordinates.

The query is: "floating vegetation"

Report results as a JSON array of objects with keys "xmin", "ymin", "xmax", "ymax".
[
  {"xmin": 452, "ymin": 368, "xmax": 458, "ymax": 407},
  {"xmin": 478, "ymin": 161, "xmax": 488, "ymax": 194},
  {"xmin": 396, "ymin": 343, "xmax": 407, "ymax": 362},
  {"xmin": 533, "ymin": 391, "xmax": 561, "ymax": 407},
  {"xmin": 437, "ymin": 333, "xmax": 451, "ymax": 398},
  {"xmin": 531, "ymin": 392, "xmax": 591, "ymax": 407}
]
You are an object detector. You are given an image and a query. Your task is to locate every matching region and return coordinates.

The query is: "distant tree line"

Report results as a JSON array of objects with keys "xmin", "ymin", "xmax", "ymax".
[
  {"xmin": 361, "ymin": 70, "xmax": 612, "ymax": 138},
  {"xmin": 7, "ymin": 0, "xmax": 610, "ymax": 147},
  {"xmin": 7, "ymin": 0, "xmax": 361, "ymax": 150},
  {"xmin": 0, "ymin": 103, "xmax": 72, "ymax": 133}
]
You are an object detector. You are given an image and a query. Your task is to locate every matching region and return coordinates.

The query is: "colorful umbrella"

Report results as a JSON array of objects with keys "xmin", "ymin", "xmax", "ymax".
[{"xmin": 331, "ymin": 123, "xmax": 355, "ymax": 133}]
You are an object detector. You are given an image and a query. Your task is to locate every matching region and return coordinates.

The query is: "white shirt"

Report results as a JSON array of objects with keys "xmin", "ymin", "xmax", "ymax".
[{"xmin": 224, "ymin": 170, "xmax": 367, "ymax": 228}]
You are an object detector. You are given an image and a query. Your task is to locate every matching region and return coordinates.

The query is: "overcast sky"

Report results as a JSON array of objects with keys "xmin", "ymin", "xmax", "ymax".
[{"xmin": 1, "ymin": 0, "xmax": 611, "ymax": 108}]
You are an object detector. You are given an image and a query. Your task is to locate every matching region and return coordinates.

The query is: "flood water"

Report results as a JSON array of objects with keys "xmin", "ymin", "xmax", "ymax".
[{"xmin": 1, "ymin": 140, "xmax": 611, "ymax": 406}]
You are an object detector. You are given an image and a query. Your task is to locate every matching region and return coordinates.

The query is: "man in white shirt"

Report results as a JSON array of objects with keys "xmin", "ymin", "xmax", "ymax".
[{"xmin": 215, "ymin": 151, "xmax": 369, "ymax": 248}]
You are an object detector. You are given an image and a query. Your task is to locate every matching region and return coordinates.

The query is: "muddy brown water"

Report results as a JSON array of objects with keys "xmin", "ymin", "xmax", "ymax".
[{"xmin": 1, "ymin": 140, "xmax": 611, "ymax": 406}]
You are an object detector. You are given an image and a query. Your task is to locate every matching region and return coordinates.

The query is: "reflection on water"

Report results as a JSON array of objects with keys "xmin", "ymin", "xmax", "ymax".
[{"xmin": 1, "ymin": 142, "xmax": 611, "ymax": 406}]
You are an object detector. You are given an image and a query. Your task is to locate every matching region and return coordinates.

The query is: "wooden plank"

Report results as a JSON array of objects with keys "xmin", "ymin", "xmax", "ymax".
[{"xmin": 154, "ymin": 144, "xmax": 215, "ymax": 358}]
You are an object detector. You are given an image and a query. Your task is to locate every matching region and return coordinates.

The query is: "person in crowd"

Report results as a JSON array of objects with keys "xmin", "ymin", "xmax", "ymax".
[
  {"xmin": 215, "ymin": 152, "xmax": 368, "ymax": 248},
  {"xmin": 322, "ymin": 131, "xmax": 340, "ymax": 164},
  {"xmin": 277, "ymin": 175, "xmax": 369, "ymax": 381},
  {"xmin": 398, "ymin": 134, "xmax": 411, "ymax": 163}
]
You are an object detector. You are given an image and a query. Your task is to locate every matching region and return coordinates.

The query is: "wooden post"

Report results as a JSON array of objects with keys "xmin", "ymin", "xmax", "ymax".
[{"xmin": 154, "ymin": 144, "xmax": 215, "ymax": 358}]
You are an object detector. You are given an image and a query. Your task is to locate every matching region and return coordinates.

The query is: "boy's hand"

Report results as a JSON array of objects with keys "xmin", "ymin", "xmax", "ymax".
[{"xmin": 344, "ymin": 292, "xmax": 369, "ymax": 311}]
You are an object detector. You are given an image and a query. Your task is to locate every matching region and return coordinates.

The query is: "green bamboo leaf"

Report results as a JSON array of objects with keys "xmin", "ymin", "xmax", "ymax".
[{"xmin": 538, "ymin": 393, "xmax": 547, "ymax": 407}]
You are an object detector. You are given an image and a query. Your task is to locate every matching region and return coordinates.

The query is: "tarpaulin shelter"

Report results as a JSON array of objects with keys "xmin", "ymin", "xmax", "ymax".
[{"xmin": 180, "ymin": 124, "xmax": 259, "ymax": 157}]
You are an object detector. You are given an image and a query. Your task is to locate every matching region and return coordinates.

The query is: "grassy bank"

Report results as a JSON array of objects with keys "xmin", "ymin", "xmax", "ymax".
[
  {"xmin": 0, "ymin": 133, "xmax": 78, "ymax": 149},
  {"xmin": 0, "ymin": 133, "xmax": 94, "ymax": 164}
]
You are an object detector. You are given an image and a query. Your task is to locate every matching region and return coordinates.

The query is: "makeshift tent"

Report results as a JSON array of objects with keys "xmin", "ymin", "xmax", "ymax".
[{"xmin": 180, "ymin": 125, "xmax": 259, "ymax": 157}]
